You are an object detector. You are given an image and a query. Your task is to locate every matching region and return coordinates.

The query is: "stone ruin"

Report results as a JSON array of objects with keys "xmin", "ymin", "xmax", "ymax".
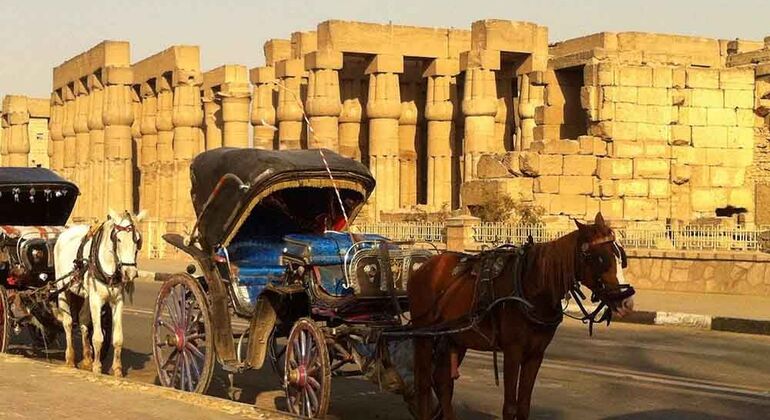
[{"xmin": 0, "ymin": 21, "xmax": 769, "ymax": 231}]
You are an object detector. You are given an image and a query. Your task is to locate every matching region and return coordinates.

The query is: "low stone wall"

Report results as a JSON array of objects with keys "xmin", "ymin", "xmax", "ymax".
[{"xmin": 625, "ymin": 249, "xmax": 770, "ymax": 296}]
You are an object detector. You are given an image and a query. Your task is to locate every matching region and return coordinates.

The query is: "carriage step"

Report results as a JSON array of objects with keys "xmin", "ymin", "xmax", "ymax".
[{"xmin": 220, "ymin": 360, "xmax": 247, "ymax": 373}]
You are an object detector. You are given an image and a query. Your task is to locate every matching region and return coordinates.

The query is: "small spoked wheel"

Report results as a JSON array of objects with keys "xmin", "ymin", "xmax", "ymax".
[
  {"xmin": 284, "ymin": 318, "xmax": 331, "ymax": 418},
  {"xmin": 152, "ymin": 273, "xmax": 214, "ymax": 393},
  {"xmin": 0, "ymin": 286, "xmax": 9, "ymax": 353}
]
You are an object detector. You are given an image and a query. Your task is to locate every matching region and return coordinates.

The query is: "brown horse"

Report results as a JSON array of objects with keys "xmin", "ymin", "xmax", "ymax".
[{"xmin": 407, "ymin": 212, "xmax": 635, "ymax": 419}]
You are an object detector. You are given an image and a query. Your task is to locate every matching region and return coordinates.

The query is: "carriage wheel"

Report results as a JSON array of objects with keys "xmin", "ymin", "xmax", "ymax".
[
  {"xmin": 0, "ymin": 286, "xmax": 9, "ymax": 353},
  {"xmin": 152, "ymin": 273, "xmax": 215, "ymax": 394},
  {"xmin": 284, "ymin": 318, "xmax": 331, "ymax": 418}
]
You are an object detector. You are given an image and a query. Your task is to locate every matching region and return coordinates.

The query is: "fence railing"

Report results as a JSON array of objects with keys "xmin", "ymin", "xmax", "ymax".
[
  {"xmin": 473, "ymin": 222, "xmax": 770, "ymax": 252},
  {"xmin": 350, "ymin": 222, "xmax": 446, "ymax": 243},
  {"xmin": 142, "ymin": 220, "xmax": 170, "ymax": 259}
]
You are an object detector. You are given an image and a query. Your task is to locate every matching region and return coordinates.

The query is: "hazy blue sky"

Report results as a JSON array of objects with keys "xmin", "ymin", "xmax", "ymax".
[{"xmin": 0, "ymin": 0, "xmax": 766, "ymax": 98}]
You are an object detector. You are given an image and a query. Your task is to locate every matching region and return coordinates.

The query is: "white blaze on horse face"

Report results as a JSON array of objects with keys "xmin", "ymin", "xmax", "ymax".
[
  {"xmin": 114, "ymin": 219, "xmax": 139, "ymax": 282},
  {"xmin": 613, "ymin": 241, "xmax": 634, "ymax": 317}
]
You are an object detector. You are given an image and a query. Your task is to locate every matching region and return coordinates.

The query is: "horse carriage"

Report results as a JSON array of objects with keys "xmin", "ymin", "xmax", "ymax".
[
  {"xmin": 153, "ymin": 148, "xmax": 436, "ymax": 417},
  {"xmin": 0, "ymin": 167, "xmax": 78, "ymax": 352}
]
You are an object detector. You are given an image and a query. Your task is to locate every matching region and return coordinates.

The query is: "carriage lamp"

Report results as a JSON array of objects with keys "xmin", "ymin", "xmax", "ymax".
[
  {"xmin": 12, "ymin": 188, "xmax": 20, "ymax": 202},
  {"xmin": 43, "ymin": 189, "xmax": 51, "ymax": 202},
  {"xmin": 29, "ymin": 188, "xmax": 35, "ymax": 203}
]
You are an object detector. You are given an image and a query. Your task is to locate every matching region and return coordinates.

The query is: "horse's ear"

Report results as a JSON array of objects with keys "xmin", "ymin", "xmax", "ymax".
[
  {"xmin": 108, "ymin": 208, "xmax": 120, "ymax": 221},
  {"xmin": 135, "ymin": 209, "xmax": 148, "ymax": 221},
  {"xmin": 574, "ymin": 219, "xmax": 586, "ymax": 230},
  {"xmin": 594, "ymin": 212, "xmax": 606, "ymax": 227}
]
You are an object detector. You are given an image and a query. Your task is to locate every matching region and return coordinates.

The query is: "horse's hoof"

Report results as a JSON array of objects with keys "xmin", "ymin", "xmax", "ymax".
[
  {"xmin": 64, "ymin": 361, "xmax": 76, "ymax": 369},
  {"xmin": 92, "ymin": 365, "xmax": 102, "ymax": 375},
  {"xmin": 80, "ymin": 361, "xmax": 93, "ymax": 371},
  {"xmin": 112, "ymin": 368, "xmax": 123, "ymax": 378}
]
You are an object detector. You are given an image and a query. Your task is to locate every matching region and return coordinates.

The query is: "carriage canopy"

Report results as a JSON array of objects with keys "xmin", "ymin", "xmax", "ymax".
[
  {"xmin": 190, "ymin": 148, "xmax": 375, "ymax": 249},
  {"xmin": 0, "ymin": 167, "xmax": 79, "ymax": 226}
]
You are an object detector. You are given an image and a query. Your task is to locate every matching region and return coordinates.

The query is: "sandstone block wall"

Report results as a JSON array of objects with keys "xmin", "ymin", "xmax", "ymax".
[{"xmin": 625, "ymin": 249, "xmax": 770, "ymax": 296}]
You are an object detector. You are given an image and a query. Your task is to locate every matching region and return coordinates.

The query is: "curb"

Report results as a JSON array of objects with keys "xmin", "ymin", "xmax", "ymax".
[
  {"xmin": 0, "ymin": 354, "xmax": 293, "ymax": 419},
  {"xmin": 565, "ymin": 305, "xmax": 770, "ymax": 336}
]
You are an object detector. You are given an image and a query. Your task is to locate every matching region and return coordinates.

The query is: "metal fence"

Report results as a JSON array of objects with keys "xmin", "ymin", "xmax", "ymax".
[
  {"xmin": 473, "ymin": 222, "xmax": 770, "ymax": 252},
  {"xmin": 350, "ymin": 222, "xmax": 446, "ymax": 243}
]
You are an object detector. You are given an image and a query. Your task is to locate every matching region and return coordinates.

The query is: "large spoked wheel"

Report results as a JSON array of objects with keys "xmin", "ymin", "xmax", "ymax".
[
  {"xmin": 152, "ymin": 273, "xmax": 215, "ymax": 393},
  {"xmin": 284, "ymin": 318, "xmax": 331, "ymax": 418},
  {"xmin": 0, "ymin": 286, "xmax": 9, "ymax": 353}
]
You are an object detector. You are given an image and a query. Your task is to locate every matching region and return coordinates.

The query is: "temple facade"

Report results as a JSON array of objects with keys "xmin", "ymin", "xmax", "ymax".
[{"xmin": 1, "ymin": 19, "xmax": 770, "ymax": 231}]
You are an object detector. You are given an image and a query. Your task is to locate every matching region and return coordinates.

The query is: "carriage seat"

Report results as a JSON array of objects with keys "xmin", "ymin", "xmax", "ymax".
[{"xmin": 227, "ymin": 238, "xmax": 287, "ymax": 291}]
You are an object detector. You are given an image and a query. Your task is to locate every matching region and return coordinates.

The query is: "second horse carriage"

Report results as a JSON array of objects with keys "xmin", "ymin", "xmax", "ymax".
[{"xmin": 153, "ymin": 148, "xmax": 436, "ymax": 417}]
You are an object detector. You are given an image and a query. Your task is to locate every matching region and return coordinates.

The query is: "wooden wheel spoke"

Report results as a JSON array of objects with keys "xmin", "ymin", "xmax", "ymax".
[
  {"xmin": 182, "ymin": 351, "xmax": 194, "ymax": 391},
  {"xmin": 186, "ymin": 348, "xmax": 201, "ymax": 381},
  {"xmin": 306, "ymin": 384, "xmax": 319, "ymax": 411},
  {"xmin": 307, "ymin": 375, "xmax": 321, "ymax": 390},
  {"xmin": 185, "ymin": 341, "xmax": 205, "ymax": 360},
  {"xmin": 161, "ymin": 349, "xmax": 178, "ymax": 370}
]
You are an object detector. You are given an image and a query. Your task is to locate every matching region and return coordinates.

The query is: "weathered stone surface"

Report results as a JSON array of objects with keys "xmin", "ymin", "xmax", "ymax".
[
  {"xmin": 562, "ymin": 155, "xmax": 596, "ymax": 176},
  {"xmin": 617, "ymin": 179, "xmax": 648, "ymax": 197},
  {"xmin": 559, "ymin": 175, "xmax": 594, "ymax": 195},
  {"xmin": 477, "ymin": 154, "xmax": 511, "ymax": 178},
  {"xmin": 596, "ymin": 158, "xmax": 633, "ymax": 179},
  {"xmin": 634, "ymin": 158, "xmax": 670, "ymax": 178},
  {"xmin": 535, "ymin": 176, "xmax": 560, "ymax": 193}
]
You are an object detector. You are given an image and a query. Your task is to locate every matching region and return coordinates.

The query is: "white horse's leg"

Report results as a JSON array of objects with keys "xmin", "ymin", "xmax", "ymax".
[
  {"xmin": 57, "ymin": 293, "xmax": 75, "ymax": 368},
  {"xmin": 89, "ymin": 287, "xmax": 105, "ymax": 375},
  {"xmin": 78, "ymin": 300, "xmax": 94, "ymax": 371},
  {"xmin": 110, "ymin": 291, "xmax": 124, "ymax": 378}
]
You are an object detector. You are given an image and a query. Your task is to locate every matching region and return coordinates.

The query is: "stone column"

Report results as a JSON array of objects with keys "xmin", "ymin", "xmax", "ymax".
[
  {"xmin": 3, "ymin": 96, "xmax": 30, "ymax": 167},
  {"xmin": 275, "ymin": 59, "xmax": 305, "ymax": 150},
  {"xmin": 102, "ymin": 67, "xmax": 134, "ymax": 213},
  {"xmin": 202, "ymin": 94, "xmax": 222, "ymax": 150},
  {"xmin": 366, "ymin": 54, "xmax": 403, "ymax": 218},
  {"xmin": 171, "ymin": 74, "xmax": 203, "ymax": 230},
  {"xmin": 73, "ymin": 81, "xmax": 91, "ymax": 218},
  {"xmin": 156, "ymin": 78, "xmax": 175, "ymax": 223},
  {"xmin": 62, "ymin": 85, "xmax": 77, "ymax": 182},
  {"xmin": 339, "ymin": 63, "xmax": 364, "ymax": 160},
  {"xmin": 139, "ymin": 83, "xmax": 159, "ymax": 219},
  {"xmin": 494, "ymin": 69, "xmax": 514, "ymax": 153},
  {"xmin": 398, "ymin": 75, "xmax": 420, "ymax": 208},
  {"xmin": 87, "ymin": 75, "xmax": 106, "ymax": 220},
  {"xmin": 250, "ymin": 67, "xmax": 277, "ymax": 150},
  {"xmin": 49, "ymin": 92, "xmax": 65, "ymax": 174},
  {"xmin": 305, "ymin": 50, "xmax": 343, "ymax": 150},
  {"xmin": 461, "ymin": 50, "xmax": 499, "ymax": 182},
  {"xmin": 220, "ymin": 91, "xmax": 251, "ymax": 148},
  {"xmin": 518, "ymin": 73, "xmax": 536, "ymax": 151},
  {"xmin": 424, "ymin": 58, "xmax": 459, "ymax": 210},
  {"xmin": 131, "ymin": 88, "xmax": 143, "ymax": 213}
]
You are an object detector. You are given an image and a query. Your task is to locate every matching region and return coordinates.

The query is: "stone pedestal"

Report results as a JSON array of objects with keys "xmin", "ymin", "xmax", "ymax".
[
  {"xmin": 87, "ymin": 76, "xmax": 106, "ymax": 220},
  {"xmin": 366, "ymin": 54, "xmax": 403, "ymax": 219},
  {"xmin": 461, "ymin": 50, "xmax": 500, "ymax": 183},
  {"xmin": 2, "ymin": 96, "xmax": 30, "ymax": 167},
  {"xmin": 250, "ymin": 66, "xmax": 277, "ymax": 150},
  {"xmin": 305, "ymin": 50, "xmax": 343, "ymax": 150},
  {"xmin": 276, "ymin": 59, "xmax": 306, "ymax": 150},
  {"xmin": 424, "ymin": 58, "xmax": 459, "ymax": 211},
  {"xmin": 445, "ymin": 215, "xmax": 481, "ymax": 252}
]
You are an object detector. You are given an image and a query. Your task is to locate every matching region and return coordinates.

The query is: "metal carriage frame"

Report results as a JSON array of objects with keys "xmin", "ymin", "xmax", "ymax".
[{"xmin": 152, "ymin": 148, "xmax": 436, "ymax": 418}]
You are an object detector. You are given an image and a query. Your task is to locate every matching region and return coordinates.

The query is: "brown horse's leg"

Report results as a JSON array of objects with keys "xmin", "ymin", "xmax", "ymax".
[
  {"xmin": 502, "ymin": 344, "xmax": 523, "ymax": 420},
  {"xmin": 414, "ymin": 337, "xmax": 435, "ymax": 420},
  {"xmin": 515, "ymin": 352, "xmax": 546, "ymax": 420},
  {"xmin": 432, "ymin": 346, "xmax": 466, "ymax": 420}
]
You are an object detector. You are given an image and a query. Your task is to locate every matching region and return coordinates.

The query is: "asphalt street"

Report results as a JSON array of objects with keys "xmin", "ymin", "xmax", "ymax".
[{"xmin": 8, "ymin": 280, "xmax": 770, "ymax": 419}]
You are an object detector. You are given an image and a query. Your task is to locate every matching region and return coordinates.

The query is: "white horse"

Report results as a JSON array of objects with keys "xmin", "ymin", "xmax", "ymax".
[{"xmin": 53, "ymin": 209, "xmax": 145, "ymax": 376}]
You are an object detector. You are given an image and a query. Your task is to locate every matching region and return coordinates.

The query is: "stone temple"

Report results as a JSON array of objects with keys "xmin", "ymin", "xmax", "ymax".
[{"xmin": 1, "ymin": 19, "xmax": 770, "ymax": 233}]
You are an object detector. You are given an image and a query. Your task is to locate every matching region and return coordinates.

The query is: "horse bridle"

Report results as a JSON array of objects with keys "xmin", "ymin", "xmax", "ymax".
[
  {"xmin": 103, "ymin": 211, "xmax": 143, "ymax": 285},
  {"xmin": 569, "ymin": 233, "xmax": 636, "ymax": 335}
]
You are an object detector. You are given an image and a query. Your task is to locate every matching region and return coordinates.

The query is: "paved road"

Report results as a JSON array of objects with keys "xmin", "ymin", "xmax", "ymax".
[{"xmin": 8, "ymin": 280, "xmax": 770, "ymax": 419}]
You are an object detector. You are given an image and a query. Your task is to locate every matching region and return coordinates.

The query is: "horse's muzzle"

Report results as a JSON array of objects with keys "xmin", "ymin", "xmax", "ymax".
[
  {"xmin": 121, "ymin": 266, "xmax": 139, "ymax": 283},
  {"xmin": 593, "ymin": 284, "xmax": 636, "ymax": 318}
]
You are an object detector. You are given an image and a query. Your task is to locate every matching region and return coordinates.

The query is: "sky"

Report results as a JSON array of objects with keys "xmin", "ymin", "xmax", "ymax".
[{"xmin": 0, "ymin": 0, "xmax": 766, "ymax": 98}]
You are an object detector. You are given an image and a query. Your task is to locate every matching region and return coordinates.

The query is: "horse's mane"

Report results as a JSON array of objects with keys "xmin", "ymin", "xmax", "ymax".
[{"xmin": 525, "ymin": 231, "xmax": 580, "ymax": 301}]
